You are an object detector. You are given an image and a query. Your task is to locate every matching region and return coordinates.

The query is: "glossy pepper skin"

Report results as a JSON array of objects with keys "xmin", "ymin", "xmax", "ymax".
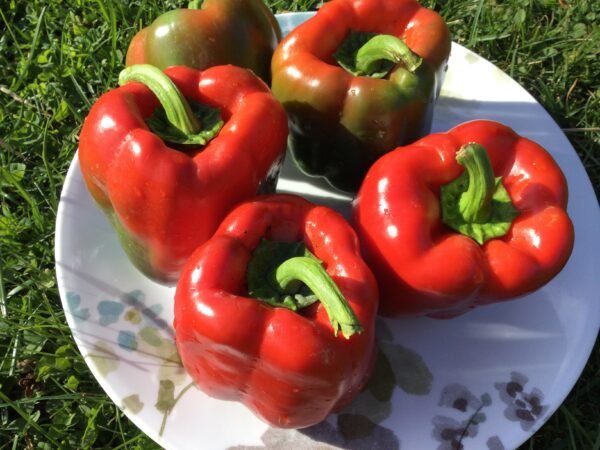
[
  {"xmin": 174, "ymin": 194, "xmax": 378, "ymax": 428},
  {"xmin": 126, "ymin": 0, "xmax": 281, "ymax": 84},
  {"xmin": 353, "ymin": 120, "xmax": 574, "ymax": 318},
  {"xmin": 271, "ymin": 0, "xmax": 451, "ymax": 192},
  {"xmin": 78, "ymin": 65, "xmax": 288, "ymax": 283}
]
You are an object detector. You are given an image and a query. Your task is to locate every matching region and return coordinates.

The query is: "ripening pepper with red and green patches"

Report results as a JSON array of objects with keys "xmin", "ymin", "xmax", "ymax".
[
  {"xmin": 126, "ymin": 0, "xmax": 281, "ymax": 84},
  {"xmin": 271, "ymin": 0, "xmax": 451, "ymax": 192},
  {"xmin": 78, "ymin": 64, "xmax": 288, "ymax": 283},
  {"xmin": 353, "ymin": 120, "xmax": 574, "ymax": 318}
]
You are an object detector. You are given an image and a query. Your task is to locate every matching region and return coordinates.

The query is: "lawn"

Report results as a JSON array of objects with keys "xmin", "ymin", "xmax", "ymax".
[{"xmin": 0, "ymin": 0, "xmax": 598, "ymax": 449}]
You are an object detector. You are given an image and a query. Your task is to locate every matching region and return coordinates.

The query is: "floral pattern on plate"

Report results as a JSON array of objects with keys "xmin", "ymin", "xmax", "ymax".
[{"xmin": 64, "ymin": 287, "xmax": 554, "ymax": 450}]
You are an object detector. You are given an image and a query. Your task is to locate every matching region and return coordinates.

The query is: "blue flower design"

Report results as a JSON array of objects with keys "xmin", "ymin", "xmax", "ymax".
[
  {"xmin": 98, "ymin": 300, "xmax": 125, "ymax": 326},
  {"xmin": 495, "ymin": 372, "xmax": 547, "ymax": 431},
  {"xmin": 66, "ymin": 292, "xmax": 90, "ymax": 322}
]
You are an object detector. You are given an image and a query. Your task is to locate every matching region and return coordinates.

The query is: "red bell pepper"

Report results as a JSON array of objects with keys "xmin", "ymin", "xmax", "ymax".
[
  {"xmin": 174, "ymin": 194, "xmax": 378, "ymax": 428},
  {"xmin": 353, "ymin": 120, "xmax": 574, "ymax": 317},
  {"xmin": 78, "ymin": 64, "xmax": 288, "ymax": 283},
  {"xmin": 271, "ymin": 0, "xmax": 451, "ymax": 192}
]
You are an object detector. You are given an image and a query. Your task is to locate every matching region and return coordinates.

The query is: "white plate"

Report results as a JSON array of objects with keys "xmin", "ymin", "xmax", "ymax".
[{"xmin": 55, "ymin": 12, "xmax": 600, "ymax": 450}]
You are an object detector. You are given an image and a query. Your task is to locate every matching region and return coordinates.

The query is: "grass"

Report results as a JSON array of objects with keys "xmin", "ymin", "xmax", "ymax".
[{"xmin": 0, "ymin": 0, "xmax": 598, "ymax": 448}]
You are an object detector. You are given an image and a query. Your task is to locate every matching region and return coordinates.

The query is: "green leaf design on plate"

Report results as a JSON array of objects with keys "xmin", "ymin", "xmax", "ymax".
[
  {"xmin": 380, "ymin": 341, "xmax": 433, "ymax": 395},
  {"xmin": 366, "ymin": 348, "xmax": 396, "ymax": 402},
  {"xmin": 473, "ymin": 412, "xmax": 486, "ymax": 424},
  {"xmin": 375, "ymin": 317, "xmax": 395, "ymax": 342},
  {"xmin": 87, "ymin": 342, "xmax": 119, "ymax": 376},
  {"xmin": 487, "ymin": 436, "xmax": 506, "ymax": 450},
  {"xmin": 158, "ymin": 342, "xmax": 186, "ymax": 385},
  {"xmin": 481, "ymin": 392, "xmax": 493, "ymax": 406},
  {"xmin": 139, "ymin": 326, "xmax": 163, "ymax": 347},
  {"xmin": 155, "ymin": 379, "xmax": 176, "ymax": 414},
  {"xmin": 124, "ymin": 308, "xmax": 142, "ymax": 324},
  {"xmin": 339, "ymin": 341, "xmax": 432, "ymax": 432},
  {"xmin": 342, "ymin": 384, "xmax": 393, "ymax": 424},
  {"xmin": 133, "ymin": 325, "xmax": 185, "ymax": 385},
  {"xmin": 122, "ymin": 394, "xmax": 144, "ymax": 414},
  {"xmin": 337, "ymin": 414, "xmax": 376, "ymax": 440},
  {"xmin": 157, "ymin": 381, "xmax": 196, "ymax": 437}
]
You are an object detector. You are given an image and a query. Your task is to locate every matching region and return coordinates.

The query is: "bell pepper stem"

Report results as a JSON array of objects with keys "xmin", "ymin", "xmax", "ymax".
[
  {"xmin": 119, "ymin": 64, "xmax": 201, "ymax": 136},
  {"xmin": 440, "ymin": 143, "xmax": 519, "ymax": 245},
  {"xmin": 456, "ymin": 143, "xmax": 495, "ymax": 223},
  {"xmin": 274, "ymin": 256, "xmax": 363, "ymax": 339},
  {"xmin": 187, "ymin": 0, "xmax": 202, "ymax": 9},
  {"xmin": 356, "ymin": 34, "xmax": 422, "ymax": 75}
]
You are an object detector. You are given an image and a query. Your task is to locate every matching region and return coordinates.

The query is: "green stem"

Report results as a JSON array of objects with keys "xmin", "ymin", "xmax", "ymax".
[
  {"xmin": 440, "ymin": 143, "xmax": 519, "ymax": 245},
  {"xmin": 187, "ymin": 0, "xmax": 202, "ymax": 9},
  {"xmin": 356, "ymin": 34, "xmax": 422, "ymax": 76},
  {"xmin": 456, "ymin": 143, "xmax": 495, "ymax": 223},
  {"xmin": 119, "ymin": 64, "xmax": 201, "ymax": 136},
  {"xmin": 274, "ymin": 256, "xmax": 362, "ymax": 339}
]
